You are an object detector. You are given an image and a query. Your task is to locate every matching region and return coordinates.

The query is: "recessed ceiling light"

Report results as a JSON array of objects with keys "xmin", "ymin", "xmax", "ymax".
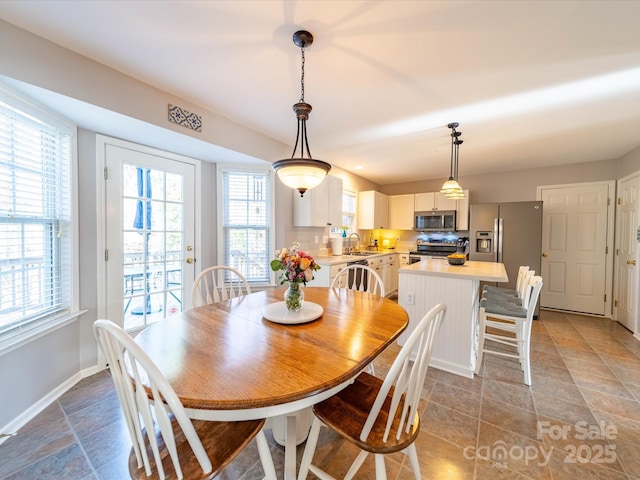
[{"xmin": 354, "ymin": 165, "xmax": 363, "ymax": 170}]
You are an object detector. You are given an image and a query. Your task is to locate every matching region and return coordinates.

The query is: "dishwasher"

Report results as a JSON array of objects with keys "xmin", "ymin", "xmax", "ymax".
[{"xmin": 347, "ymin": 258, "xmax": 368, "ymax": 291}]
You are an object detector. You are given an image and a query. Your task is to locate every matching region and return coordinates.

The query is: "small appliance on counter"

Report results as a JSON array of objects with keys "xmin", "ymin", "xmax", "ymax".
[
  {"xmin": 456, "ymin": 237, "xmax": 469, "ymax": 254},
  {"xmin": 331, "ymin": 237, "xmax": 343, "ymax": 256}
]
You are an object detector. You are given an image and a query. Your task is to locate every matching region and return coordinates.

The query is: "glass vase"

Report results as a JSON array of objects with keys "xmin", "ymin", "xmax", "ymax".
[{"xmin": 284, "ymin": 282, "xmax": 304, "ymax": 311}]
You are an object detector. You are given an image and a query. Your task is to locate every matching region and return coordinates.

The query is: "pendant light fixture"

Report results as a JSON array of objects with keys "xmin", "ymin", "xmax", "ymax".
[
  {"xmin": 273, "ymin": 30, "xmax": 331, "ymax": 197},
  {"xmin": 440, "ymin": 122, "xmax": 465, "ymax": 199}
]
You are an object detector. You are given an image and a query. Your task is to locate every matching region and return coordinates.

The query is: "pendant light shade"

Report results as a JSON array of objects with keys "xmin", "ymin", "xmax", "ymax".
[
  {"xmin": 273, "ymin": 30, "xmax": 331, "ymax": 197},
  {"xmin": 441, "ymin": 122, "xmax": 465, "ymax": 199}
]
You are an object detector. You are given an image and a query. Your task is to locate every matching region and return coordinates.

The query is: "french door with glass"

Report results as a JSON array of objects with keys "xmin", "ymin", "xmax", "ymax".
[{"xmin": 104, "ymin": 142, "xmax": 196, "ymax": 332}]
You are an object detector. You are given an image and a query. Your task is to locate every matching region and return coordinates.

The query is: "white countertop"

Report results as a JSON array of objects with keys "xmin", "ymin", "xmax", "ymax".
[
  {"xmin": 399, "ymin": 259, "xmax": 508, "ymax": 282},
  {"xmin": 314, "ymin": 250, "xmax": 408, "ymax": 266}
]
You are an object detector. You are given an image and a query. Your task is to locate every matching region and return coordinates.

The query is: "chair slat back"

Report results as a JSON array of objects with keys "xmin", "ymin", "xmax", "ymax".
[
  {"xmin": 515, "ymin": 265, "xmax": 530, "ymax": 292},
  {"xmin": 192, "ymin": 266, "xmax": 251, "ymax": 306},
  {"xmin": 330, "ymin": 264, "xmax": 386, "ymax": 297},
  {"xmin": 524, "ymin": 276, "xmax": 543, "ymax": 320},
  {"xmin": 519, "ymin": 270, "xmax": 536, "ymax": 302},
  {"xmin": 93, "ymin": 319, "xmax": 213, "ymax": 478},
  {"xmin": 360, "ymin": 303, "xmax": 446, "ymax": 443}
]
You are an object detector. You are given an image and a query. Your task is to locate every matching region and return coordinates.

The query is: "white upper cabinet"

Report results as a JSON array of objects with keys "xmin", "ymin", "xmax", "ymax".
[
  {"xmin": 359, "ymin": 190, "xmax": 389, "ymax": 229},
  {"xmin": 293, "ymin": 175, "xmax": 343, "ymax": 227},
  {"xmin": 414, "ymin": 192, "xmax": 457, "ymax": 211},
  {"xmin": 456, "ymin": 190, "xmax": 470, "ymax": 230},
  {"xmin": 388, "ymin": 194, "xmax": 415, "ymax": 230}
]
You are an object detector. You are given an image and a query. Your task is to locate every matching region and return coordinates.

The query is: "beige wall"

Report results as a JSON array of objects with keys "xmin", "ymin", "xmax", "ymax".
[
  {"xmin": 618, "ymin": 145, "xmax": 640, "ymax": 179},
  {"xmin": 380, "ymin": 158, "xmax": 620, "ymax": 204}
]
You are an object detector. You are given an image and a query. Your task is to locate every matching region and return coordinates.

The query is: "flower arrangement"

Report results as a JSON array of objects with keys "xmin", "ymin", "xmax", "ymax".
[{"xmin": 270, "ymin": 242, "xmax": 320, "ymax": 285}]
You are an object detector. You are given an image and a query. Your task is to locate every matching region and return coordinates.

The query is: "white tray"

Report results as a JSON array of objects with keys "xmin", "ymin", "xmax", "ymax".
[{"xmin": 262, "ymin": 301, "xmax": 324, "ymax": 325}]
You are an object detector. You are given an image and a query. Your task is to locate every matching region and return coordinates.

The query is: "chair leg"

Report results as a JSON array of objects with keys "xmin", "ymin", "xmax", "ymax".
[
  {"xmin": 406, "ymin": 444, "xmax": 422, "ymax": 479},
  {"xmin": 523, "ymin": 331, "xmax": 532, "ymax": 386},
  {"xmin": 297, "ymin": 417, "xmax": 322, "ymax": 480},
  {"xmin": 475, "ymin": 308, "xmax": 486, "ymax": 375},
  {"xmin": 344, "ymin": 451, "xmax": 369, "ymax": 480},
  {"xmin": 374, "ymin": 453, "xmax": 388, "ymax": 480},
  {"xmin": 255, "ymin": 430, "xmax": 277, "ymax": 480}
]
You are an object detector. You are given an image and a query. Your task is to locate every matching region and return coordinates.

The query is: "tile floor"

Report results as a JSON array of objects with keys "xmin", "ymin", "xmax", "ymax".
[{"xmin": 2, "ymin": 309, "xmax": 640, "ymax": 479}]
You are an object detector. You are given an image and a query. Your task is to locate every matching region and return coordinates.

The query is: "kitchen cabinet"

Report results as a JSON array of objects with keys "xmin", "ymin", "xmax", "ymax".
[
  {"xmin": 456, "ymin": 189, "xmax": 470, "ymax": 230},
  {"xmin": 388, "ymin": 194, "xmax": 415, "ymax": 230},
  {"xmin": 359, "ymin": 190, "xmax": 388, "ymax": 229},
  {"xmin": 368, "ymin": 254, "xmax": 397, "ymax": 295},
  {"xmin": 311, "ymin": 262, "xmax": 348, "ymax": 287},
  {"xmin": 293, "ymin": 175, "xmax": 343, "ymax": 227},
  {"xmin": 383, "ymin": 254, "xmax": 398, "ymax": 294},
  {"xmin": 414, "ymin": 192, "xmax": 457, "ymax": 212},
  {"xmin": 413, "ymin": 190, "xmax": 470, "ymax": 230}
]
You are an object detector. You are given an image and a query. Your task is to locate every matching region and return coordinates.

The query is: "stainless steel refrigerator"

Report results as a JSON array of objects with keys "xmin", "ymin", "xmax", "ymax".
[{"xmin": 469, "ymin": 201, "xmax": 543, "ymax": 314}]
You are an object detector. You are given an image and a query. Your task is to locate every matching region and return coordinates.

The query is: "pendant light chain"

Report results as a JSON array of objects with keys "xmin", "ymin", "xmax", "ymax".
[
  {"xmin": 450, "ymin": 126, "xmax": 455, "ymax": 178},
  {"xmin": 299, "ymin": 44, "xmax": 306, "ymax": 103}
]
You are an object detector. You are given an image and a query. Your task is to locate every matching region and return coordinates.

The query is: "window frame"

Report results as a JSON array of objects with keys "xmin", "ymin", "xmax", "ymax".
[
  {"xmin": 216, "ymin": 164, "xmax": 275, "ymax": 287},
  {"xmin": 0, "ymin": 81, "xmax": 82, "ymax": 355}
]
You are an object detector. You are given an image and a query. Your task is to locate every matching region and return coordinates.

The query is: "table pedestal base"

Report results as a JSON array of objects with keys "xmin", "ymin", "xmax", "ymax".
[
  {"xmin": 269, "ymin": 408, "xmax": 313, "ymax": 480},
  {"xmin": 270, "ymin": 407, "xmax": 313, "ymax": 446}
]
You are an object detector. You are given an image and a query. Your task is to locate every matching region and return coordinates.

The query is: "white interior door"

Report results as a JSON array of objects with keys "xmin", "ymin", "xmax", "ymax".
[
  {"xmin": 539, "ymin": 183, "xmax": 610, "ymax": 315},
  {"xmin": 615, "ymin": 173, "xmax": 640, "ymax": 332},
  {"xmin": 104, "ymin": 143, "xmax": 196, "ymax": 332}
]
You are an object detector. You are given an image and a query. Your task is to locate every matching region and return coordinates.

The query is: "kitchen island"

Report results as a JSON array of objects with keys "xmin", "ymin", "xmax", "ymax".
[{"xmin": 398, "ymin": 259, "xmax": 508, "ymax": 378}]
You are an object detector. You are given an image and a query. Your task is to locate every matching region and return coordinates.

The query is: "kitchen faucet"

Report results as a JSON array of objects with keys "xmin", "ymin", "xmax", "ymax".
[{"xmin": 347, "ymin": 233, "xmax": 360, "ymax": 254}]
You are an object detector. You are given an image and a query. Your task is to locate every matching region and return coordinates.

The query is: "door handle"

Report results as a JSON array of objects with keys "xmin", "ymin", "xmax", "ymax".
[
  {"xmin": 542, "ymin": 253, "xmax": 548, "ymax": 257},
  {"xmin": 186, "ymin": 258, "xmax": 195, "ymax": 264},
  {"xmin": 628, "ymin": 260, "xmax": 637, "ymax": 265}
]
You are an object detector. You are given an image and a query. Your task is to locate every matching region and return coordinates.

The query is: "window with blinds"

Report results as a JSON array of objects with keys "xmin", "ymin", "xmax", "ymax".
[
  {"xmin": 0, "ymin": 94, "xmax": 73, "ymax": 340},
  {"xmin": 221, "ymin": 169, "xmax": 272, "ymax": 283}
]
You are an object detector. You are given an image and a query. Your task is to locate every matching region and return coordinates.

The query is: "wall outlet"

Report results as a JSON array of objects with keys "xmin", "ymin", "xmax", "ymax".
[
  {"xmin": 314, "ymin": 235, "xmax": 319, "ymax": 244},
  {"xmin": 407, "ymin": 292, "xmax": 415, "ymax": 305}
]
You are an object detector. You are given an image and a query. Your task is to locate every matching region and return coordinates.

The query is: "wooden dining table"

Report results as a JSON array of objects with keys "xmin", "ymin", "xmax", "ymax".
[{"xmin": 134, "ymin": 286, "xmax": 409, "ymax": 479}]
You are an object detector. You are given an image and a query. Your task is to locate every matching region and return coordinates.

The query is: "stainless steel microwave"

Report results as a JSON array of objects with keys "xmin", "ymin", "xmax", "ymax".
[{"xmin": 414, "ymin": 210, "xmax": 457, "ymax": 232}]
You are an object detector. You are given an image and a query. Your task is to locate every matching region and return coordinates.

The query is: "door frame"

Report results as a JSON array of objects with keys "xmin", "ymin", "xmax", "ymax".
[
  {"xmin": 95, "ymin": 135, "xmax": 202, "ymax": 332},
  {"xmin": 536, "ymin": 181, "xmax": 615, "ymax": 318}
]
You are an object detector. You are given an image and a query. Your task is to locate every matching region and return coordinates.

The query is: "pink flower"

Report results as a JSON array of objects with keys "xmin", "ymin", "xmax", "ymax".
[{"xmin": 270, "ymin": 242, "xmax": 321, "ymax": 285}]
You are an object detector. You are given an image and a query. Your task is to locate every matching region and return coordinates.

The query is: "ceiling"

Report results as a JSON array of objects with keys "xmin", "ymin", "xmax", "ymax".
[{"xmin": 1, "ymin": 0, "xmax": 640, "ymax": 186}]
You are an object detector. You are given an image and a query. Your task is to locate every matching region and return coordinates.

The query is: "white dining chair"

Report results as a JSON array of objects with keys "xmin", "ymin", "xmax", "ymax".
[
  {"xmin": 192, "ymin": 265, "xmax": 251, "ymax": 307},
  {"xmin": 331, "ymin": 264, "xmax": 386, "ymax": 376},
  {"xmin": 482, "ymin": 269, "xmax": 535, "ymax": 306},
  {"xmin": 297, "ymin": 303, "xmax": 447, "ymax": 480},
  {"xmin": 475, "ymin": 276, "xmax": 543, "ymax": 386},
  {"xmin": 93, "ymin": 319, "xmax": 276, "ymax": 480},
  {"xmin": 330, "ymin": 264, "xmax": 385, "ymax": 297},
  {"xmin": 483, "ymin": 265, "xmax": 529, "ymax": 298}
]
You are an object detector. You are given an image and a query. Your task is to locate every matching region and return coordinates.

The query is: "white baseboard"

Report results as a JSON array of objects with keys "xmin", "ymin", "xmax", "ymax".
[
  {"xmin": 429, "ymin": 357, "xmax": 474, "ymax": 379},
  {"xmin": 0, "ymin": 364, "xmax": 102, "ymax": 446}
]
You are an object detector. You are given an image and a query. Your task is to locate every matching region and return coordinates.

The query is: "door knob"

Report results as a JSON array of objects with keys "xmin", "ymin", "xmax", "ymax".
[
  {"xmin": 542, "ymin": 253, "xmax": 548, "ymax": 257},
  {"xmin": 186, "ymin": 257, "xmax": 195, "ymax": 264},
  {"xmin": 186, "ymin": 246, "xmax": 193, "ymax": 252},
  {"xmin": 628, "ymin": 260, "xmax": 637, "ymax": 265}
]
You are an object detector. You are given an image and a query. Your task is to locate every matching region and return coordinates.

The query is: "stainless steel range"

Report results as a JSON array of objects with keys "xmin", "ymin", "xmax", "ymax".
[{"xmin": 408, "ymin": 239, "xmax": 457, "ymax": 264}]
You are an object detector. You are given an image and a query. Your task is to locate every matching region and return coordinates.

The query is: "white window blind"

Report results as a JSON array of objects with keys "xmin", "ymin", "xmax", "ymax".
[
  {"xmin": 221, "ymin": 170, "xmax": 271, "ymax": 283},
  {"xmin": 0, "ymin": 97, "xmax": 73, "ymax": 339}
]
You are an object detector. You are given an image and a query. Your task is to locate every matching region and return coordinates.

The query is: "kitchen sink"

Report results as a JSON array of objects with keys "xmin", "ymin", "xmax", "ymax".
[{"xmin": 348, "ymin": 251, "xmax": 381, "ymax": 256}]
